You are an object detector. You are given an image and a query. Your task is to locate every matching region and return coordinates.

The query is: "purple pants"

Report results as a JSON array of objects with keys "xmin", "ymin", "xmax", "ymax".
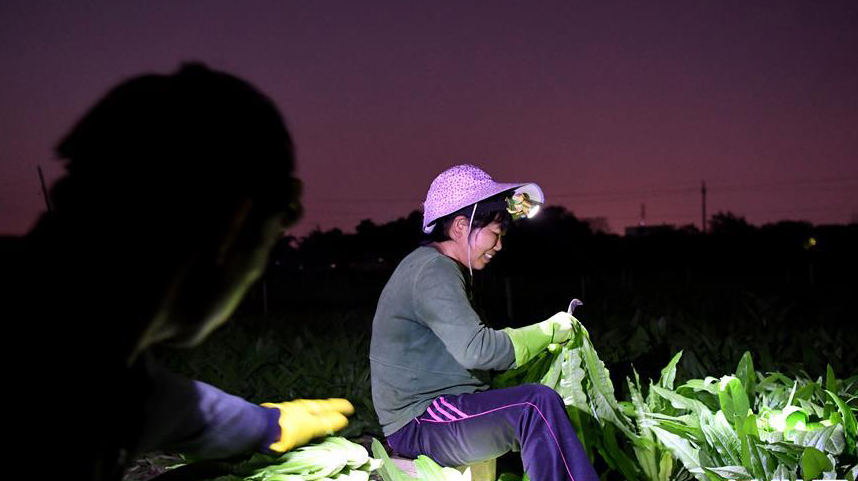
[{"xmin": 386, "ymin": 384, "xmax": 599, "ymax": 481}]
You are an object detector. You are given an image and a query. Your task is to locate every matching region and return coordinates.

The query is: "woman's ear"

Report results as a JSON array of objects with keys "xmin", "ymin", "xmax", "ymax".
[{"xmin": 448, "ymin": 215, "xmax": 469, "ymax": 241}]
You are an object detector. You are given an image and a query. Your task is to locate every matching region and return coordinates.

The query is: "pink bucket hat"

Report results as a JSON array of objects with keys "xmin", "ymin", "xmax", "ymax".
[{"xmin": 422, "ymin": 164, "xmax": 545, "ymax": 233}]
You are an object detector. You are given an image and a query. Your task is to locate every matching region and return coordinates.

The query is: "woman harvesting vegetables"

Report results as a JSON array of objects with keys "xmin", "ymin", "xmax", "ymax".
[{"xmin": 370, "ymin": 165, "xmax": 599, "ymax": 481}]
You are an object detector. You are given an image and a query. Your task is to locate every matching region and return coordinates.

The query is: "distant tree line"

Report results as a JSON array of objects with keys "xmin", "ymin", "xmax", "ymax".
[
  {"xmin": 253, "ymin": 206, "xmax": 855, "ymax": 328},
  {"xmin": 227, "ymin": 205, "xmax": 855, "ymax": 377}
]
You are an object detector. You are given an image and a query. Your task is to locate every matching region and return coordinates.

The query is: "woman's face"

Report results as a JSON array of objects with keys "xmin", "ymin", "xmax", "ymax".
[{"xmin": 465, "ymin": 220, "xmax": 504, "ymax": 270}]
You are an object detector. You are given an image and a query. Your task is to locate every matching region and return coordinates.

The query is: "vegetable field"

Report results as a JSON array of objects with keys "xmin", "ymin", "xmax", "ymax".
[
  {"xmin": 494, "ymin": 317, "xmax": 858, "ymax": 480},
  {"xmin": 134, "ymin": 300, "xmax": 856, "ymax": 481}
]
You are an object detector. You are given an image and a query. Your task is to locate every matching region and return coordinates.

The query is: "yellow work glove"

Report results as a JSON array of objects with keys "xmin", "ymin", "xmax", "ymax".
[{"xmin": 261, "ymin": 398, "xmax": 355, "ymax": 452}]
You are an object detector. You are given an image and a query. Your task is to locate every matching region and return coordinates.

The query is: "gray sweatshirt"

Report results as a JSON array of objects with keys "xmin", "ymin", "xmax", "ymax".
[{"xmin": 370, "ymin": 246, "xmax": 516, "ymax": 436}]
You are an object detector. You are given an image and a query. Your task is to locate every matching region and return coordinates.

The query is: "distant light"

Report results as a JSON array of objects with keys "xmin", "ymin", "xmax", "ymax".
[
  {"xmin": 803, "ymin": 237, "xmax": 818, "ymax": 250},
  {"xmin": 527, "ymin": 204, "xmax": 541, "ymax": 219},
  {"xmin": 330, "ymin": 263, "xmax": 337, "ymax": 269}
]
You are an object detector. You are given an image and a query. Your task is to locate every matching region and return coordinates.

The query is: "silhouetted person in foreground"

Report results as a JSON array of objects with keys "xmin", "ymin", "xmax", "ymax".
[{"xmin": 12, "ymin": 63, "xmax": 352, "ymax": 480}]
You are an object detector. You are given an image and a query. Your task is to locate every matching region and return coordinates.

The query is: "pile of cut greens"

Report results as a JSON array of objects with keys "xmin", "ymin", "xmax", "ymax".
[
  {"xmin": 159, "ymin": 437, "xmax": 382, "ymax": 481},
  {"xmin": 493, "ymin": 316, "xmax": 858, "ymax": 481},
  {"xmin": 152, "ymin": 436, "xmax": 470, "ymax": 481}
]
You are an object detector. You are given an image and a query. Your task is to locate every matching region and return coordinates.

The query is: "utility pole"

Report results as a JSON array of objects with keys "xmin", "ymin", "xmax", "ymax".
[
  {"xmin": 38, "ymin": 165, "xmax": 52, "ymax": 213},
  {"xmin": 701, "ymin": 180, "xmax": 707, "ymax": 234}
]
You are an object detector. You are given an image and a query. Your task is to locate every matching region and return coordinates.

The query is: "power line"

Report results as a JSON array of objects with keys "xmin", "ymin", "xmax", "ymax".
[
  {"xmin": 714, "ymin": 175, "xmax": 858, "ymax": 191},
  {"xmin": 305, "ymin": 175, "xmax": 858, "ymax": 206},
  {"xmin": 301, "ymin": 175, "xmax": 858, "ymax": 229},
  {"xmin": 551, "ymin": 186, "xmax": 697, "ymax": 200},
  {"xmin": 550, "ymin": 176, "xmax": 858, "ymax": 201},
  {"xmin": 305, "ymin": 197, "xmax": 422, "ymax": 205}
]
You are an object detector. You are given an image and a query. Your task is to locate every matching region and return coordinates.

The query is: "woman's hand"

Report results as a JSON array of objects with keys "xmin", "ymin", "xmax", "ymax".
[
  {"xmin": 537, "ymin": 312, "xmax": 573, "ymax": 344},
  {"xmin": 503, "ymin": 312, "xmax": 577, "ymax": 367},
  {"xmin": 261, "ymin": 398, "xmax": 354, "ymax": 452}
]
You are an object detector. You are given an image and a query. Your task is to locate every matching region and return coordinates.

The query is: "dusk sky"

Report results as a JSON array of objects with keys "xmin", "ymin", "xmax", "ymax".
[{"xmin": 2, "ymin": 1, "xmax": 857, "ymax": 236}]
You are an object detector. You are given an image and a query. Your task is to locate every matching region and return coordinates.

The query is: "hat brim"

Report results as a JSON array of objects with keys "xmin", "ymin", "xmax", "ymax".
[{"xmin": 423, "ymin": 181, "xmax": 545, "ymax": 233}]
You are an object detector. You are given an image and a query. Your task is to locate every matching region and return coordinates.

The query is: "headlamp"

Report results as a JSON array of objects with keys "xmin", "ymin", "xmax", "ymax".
[{"xmin": 506, "ymin": 192, "xmax": 541, "ymax": 220}]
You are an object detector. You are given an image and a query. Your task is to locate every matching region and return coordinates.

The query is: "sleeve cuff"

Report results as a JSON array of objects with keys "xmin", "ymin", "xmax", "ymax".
[{"xmin": 258, "ymin": 406, "xmax": 283, "ymax": 454}]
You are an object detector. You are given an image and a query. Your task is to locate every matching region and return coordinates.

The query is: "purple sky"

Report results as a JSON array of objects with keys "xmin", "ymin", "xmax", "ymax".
[{"xmin": 2, "ymin": 1, "xmax": 857, "ymax": 236}]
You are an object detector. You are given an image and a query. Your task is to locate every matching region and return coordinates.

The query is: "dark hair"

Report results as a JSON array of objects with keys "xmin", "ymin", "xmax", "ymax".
[
  {"xmin": 51, "ymin": 62, "xmax": 299, "ymax": 249},
  {"xmin": 55, "ymin": 62, "xmax": 296, "ymax": 214},
  {"xmin": 37, "ymin": 62, "xmax": 300, "ymax": 354},
  {"xmin": 426, "ymin": 191, "xmax": 513, "ymax": 242}
]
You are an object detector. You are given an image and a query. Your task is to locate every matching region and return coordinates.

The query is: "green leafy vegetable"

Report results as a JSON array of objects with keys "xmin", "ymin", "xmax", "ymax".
[
  {"xmin": 801, "ymin": 446, "xmax": 833, "ymax": 480},
  {"xmin": 495, "ymin": 318, "xmax": 858, "ymax": 481},
  {"xmin": 827, "ymin": 389, "xmax": 858, "ymax": 454},
  {"xmin": 163, "ymin": 437, "xmax": 381, "ymax": 481},
  {"xmin": 371, "ymin": 438, "xmax": 418, "ymax": 481}
]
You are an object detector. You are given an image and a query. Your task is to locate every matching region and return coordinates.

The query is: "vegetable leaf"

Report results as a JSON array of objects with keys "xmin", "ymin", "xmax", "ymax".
[
  {"xmin": 700, "ymin": 410, "xmax": 742, "ymax": 466},
  {"xmin": 650, "ymin": 426, "xmax": 702, "ymax": 479},
  {"xmin": 734, "ymin": 352, "xmax": 756, "ymax": 406},
  {"xmin": 659, "ymin": 351, "xmax": 683, "ymax": 391},
  {"xmin": 801, "ymin": 446, "xmax": 833, "ymax": 480},
  {"xmin": 826, "ymin": 389, "xmax": 858, "ymax": 453},
  {"xmin": 651, "ymin": 385, "xmax": 710, "ymax": 416},
  {"xmin": 371, "ymin": 438, "xmax": 418, "ymax": 481}
]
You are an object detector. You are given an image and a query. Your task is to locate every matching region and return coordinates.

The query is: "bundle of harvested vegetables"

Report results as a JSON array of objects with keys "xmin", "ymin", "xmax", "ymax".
[{"xmin": 157, "ymin": 437, "xmax": 381, "ymax": 481}]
